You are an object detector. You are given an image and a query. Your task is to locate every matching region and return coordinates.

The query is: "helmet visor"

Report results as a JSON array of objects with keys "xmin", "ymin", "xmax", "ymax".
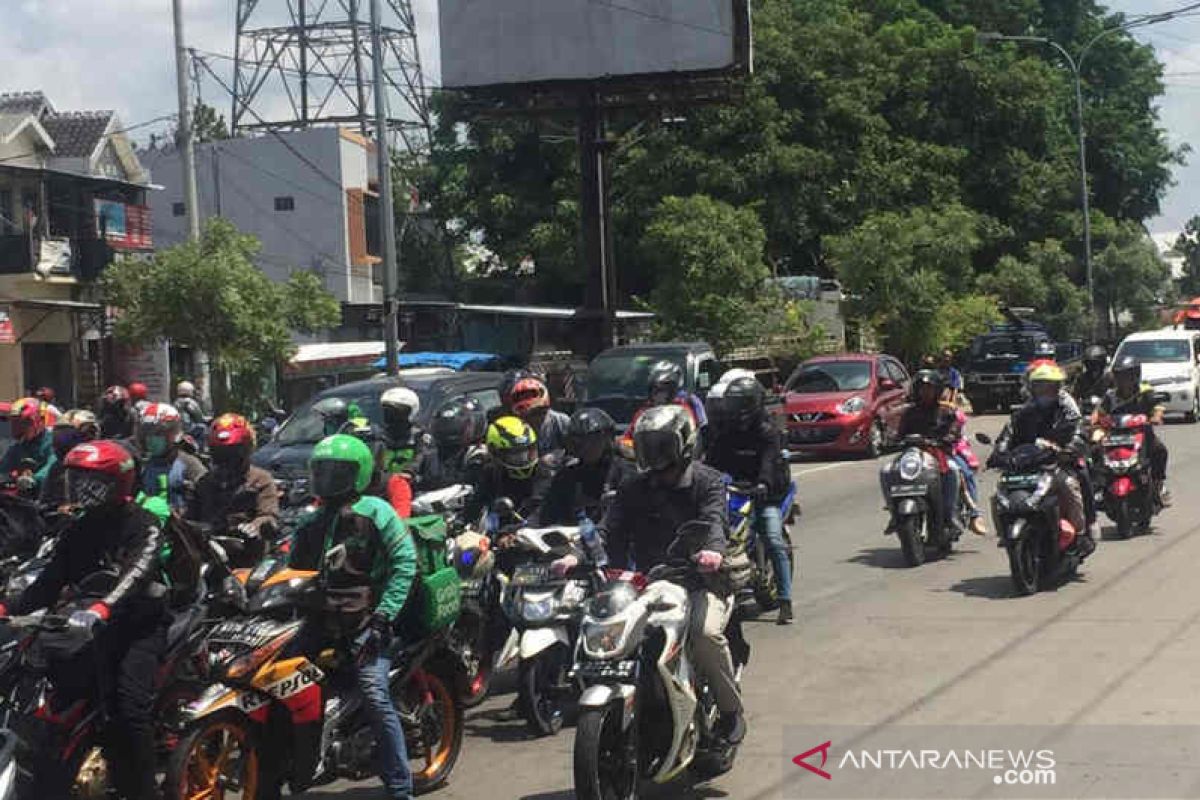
[
  {"xmin": 568, "ymin": 432, "xmax": 610, "ymax": 465},
  {"xmin": 635, "ymin": 429, "xmax": 681, "ymax": 473},
  {"xmin": 310, "ymin": 459, "xmax": 360, "ymax": 498},
  {"xmin": 383, "ymin": 405, "xmax": 412, "ymax": 430},
  {"xmin": 66, "ymin": 468, "xmax": 117, "ymax": 509},
  {"xmin": 497, "ymin": 445, "xmax": 538, "ymax": 477}
]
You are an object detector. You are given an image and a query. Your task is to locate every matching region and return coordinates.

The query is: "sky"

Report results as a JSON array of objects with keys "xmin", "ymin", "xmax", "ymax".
[{"xmin": 0, "ymin": 0, "xmax": 1195, "ymax": 235}]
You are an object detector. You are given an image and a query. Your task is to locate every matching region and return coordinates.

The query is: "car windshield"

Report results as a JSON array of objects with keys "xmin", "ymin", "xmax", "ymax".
[
  {"xmin": 973, "ymin": 336, "xmax": 1038, "ymax": 359},
  {"xmin": 275, "ymin": 386, "xmax": 433, "ymax": 445},
  {"xmin": 1115, "ymin": 339, "xmax": 1191, "ymax": 364},
  {"xmin": 788, "ymin": 362, "xmax": 872, "ymax": 393},
  {"xmin": 587, "ymin": 353, "xmax": 686, "ymax": 399}
]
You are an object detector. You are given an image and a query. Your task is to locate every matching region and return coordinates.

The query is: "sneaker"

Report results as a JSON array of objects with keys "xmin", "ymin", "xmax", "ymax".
[
  {"xmin": 1077, "ymin": 532, "xmax": 1096, "ymax": 559},
  {"xmin": 969, "ymin": 517, "xmax": 988, "ymax": 536},
  {"xmin": 715, "ymin": 712, "xmax": 747, "ymax": 745},
  {"xmin": 1160, "ymin": 486, "xmax": 1173, "ymax": 508},
  {"xmin": 777, "ymin": 600, "xmax": 793, "ymax": 626}
]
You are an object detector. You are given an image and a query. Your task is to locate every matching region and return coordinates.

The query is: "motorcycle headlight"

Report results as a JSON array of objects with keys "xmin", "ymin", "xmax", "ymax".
[
  {"xmin": 898, "ymin": 452, "xmax": 924, "ymax": 481},
  {"xmin": 520, "ymin": 593, "xmax": 557, "ymax": 623},
  {"xmin": 582, "ymin": 617, "xmax": 633, "ymax": 659},
  {"xmin": 837, "ymin": 396, "xmax": 867, "ymax": 416}
]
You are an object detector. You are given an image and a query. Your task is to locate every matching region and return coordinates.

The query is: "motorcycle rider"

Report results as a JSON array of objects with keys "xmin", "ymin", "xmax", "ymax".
[
  {"xmin": 1074, "ymin": 345, "xmax": 1111, "ymax": 405},
  {"xmin": 992, "ymin": 362, "xmax": 1094, "ymax": 556},
  {"xmin": 626, "ymin": 360, "xmax": 708, "ymax": 438},
  {"xmin": 277, "ymin": 433, "xmax": 417, "ymax": 800},
  {"xmin": 704, "ymin": 376, "xmax": 796, "ymax": 625},
  {"xmin": 188, "ymin": 413, "xmax": 279, "ymax": 563},
  {"xmin": 429, "ymin": 396, "xmax": 488, "ymax": 486},
  {"xmin": 463, "ymin": 415, "xmax": 553, "ymax": 524},
  {"xmin": 40, "ymin": 410, "xmax": 99, "ymax": 510},
  {"xmin": 509, "ymin": 376, "xmax": 571, "ymax": 457},
  {"xmin": 129, "ymin": 381, "xmax": 150, "ymax": 414},
  {"xmin": 1094, "ymin": 355, "xmax": 1170, "ymax": 506},
  {"xmin": 598, "ymin": 405, "xmax": 744, "ymax": 743},
  {"xmin": 0, "ymin": 397, "xmax": 54, "ymax": 491},
  {"xmin": 377, "ymin": 387, "xmax": 439, "ymax": 516},
  {"xmin": 98, "ymin": 384, "xmax": 136, "ymax": 440},
  {"xmin": 34, "ymin": 386, "xmax": 62, "ymax": 418},
  {"xmin": 0, "ymin": 440, "xmax": 167, "ymax": 800},
  {"xmin": 534, "ymin": 407, "xmax": 627, "ymax": 527},
  {"xmin": 173, "ymin": 380, "xmax": 206, "ymax": 427},
  {"xmin": 136, "ymin": 403, "xmax": 206, "ymax": 516}
]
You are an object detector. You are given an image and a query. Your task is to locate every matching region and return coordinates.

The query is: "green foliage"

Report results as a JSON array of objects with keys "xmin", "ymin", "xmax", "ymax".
[
  {"xmin": 978, "ymin": 240, "xmax": 1090, "ymax": 340},
  {"xmin": 102, "ymin": 218, "xmax": 340, "ymax": 410},
  {"xmin": 1091, "ymin": 219, "xmax": 1173, "ymax": 336},
  {"xmin": 192, "ymin": 102, "xmax": 230, "ymax": 143},
  {"xmin": 1175, "ymin": 216, "xmax": 1200, "ymax": 297}
]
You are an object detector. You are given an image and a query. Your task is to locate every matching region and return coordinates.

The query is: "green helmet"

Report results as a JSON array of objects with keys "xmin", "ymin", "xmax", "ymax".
[{"xmin": 310, "ymin": 433, "xmax": 374, "ymax": 498}]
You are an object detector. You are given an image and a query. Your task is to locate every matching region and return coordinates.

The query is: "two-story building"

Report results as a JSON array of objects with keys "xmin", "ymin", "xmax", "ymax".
[{"xmin": 0, "ymin": 91, "xmax": 154, "ymax": 405}]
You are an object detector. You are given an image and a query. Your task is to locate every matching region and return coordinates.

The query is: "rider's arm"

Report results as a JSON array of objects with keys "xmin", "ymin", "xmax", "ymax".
[
  {"xmin": 100, "ymin": 516, "xmax": 165, "ymax": 613},
  {"xmin": 372, "ymin": 512, "xmax": 417, "ymax": 622},
  {"xmin": 287, "ymin": 515, "xmax": 325, "ymax": 570},
  {"xmin": 694, "ymin": 470, "xmax": 730, "ymax": 555},
  {"xmin": 598, "ymin": 484, "xmax": 631, "ymax": 569},
  {"xmin": 756, "ymin": 423, "xmax": 784, "ymax": 493},
  {"xmin": 251, "ymin": 470, "xmax": 280, "ymax": 531}
]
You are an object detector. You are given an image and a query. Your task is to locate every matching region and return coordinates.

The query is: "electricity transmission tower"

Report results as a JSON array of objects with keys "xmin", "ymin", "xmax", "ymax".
[{"xmin": 231, "ymin": 0, "xmax": 431, "ymax": 154}]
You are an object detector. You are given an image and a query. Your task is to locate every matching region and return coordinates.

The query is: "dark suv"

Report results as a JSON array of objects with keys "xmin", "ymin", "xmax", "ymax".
[
  {"xmin": 253, "ymin": 369, "xmax": 505, "ymax": 484},
  {"xmin": 583, "ymin": 342, "xmax": 722, "ymax": 429}
]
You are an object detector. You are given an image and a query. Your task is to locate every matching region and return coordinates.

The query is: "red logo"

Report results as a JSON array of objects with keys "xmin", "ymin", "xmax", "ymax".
[{"xmin": 793, "ymin": 740, "xmax": 833, "ymax": 780}]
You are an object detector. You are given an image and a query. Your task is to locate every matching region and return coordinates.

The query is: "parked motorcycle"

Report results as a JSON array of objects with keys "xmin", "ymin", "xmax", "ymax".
[
  {"xmin": 978, "ymin": 435, "xmax": 1086, "ymax": 595},
  {"xmin": 572, "ymin": 521, "xmax": 738, "ymax": 800},
  {"xmin": 726, "ymin": 481, "xmax": 797, "ymax": 613},
  {"xmin": 1093, "ymin": 412, "xmax": 1162, "ymax": 539},
  {"xmin": 879, "ymin": 435, "xmax": 968, "ymax": 566}
]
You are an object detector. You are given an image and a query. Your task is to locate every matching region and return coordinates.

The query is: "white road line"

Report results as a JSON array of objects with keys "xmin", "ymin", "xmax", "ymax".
[{"xmin": 792, "ymin": 460, "xmax": 861, "ymax": 476}]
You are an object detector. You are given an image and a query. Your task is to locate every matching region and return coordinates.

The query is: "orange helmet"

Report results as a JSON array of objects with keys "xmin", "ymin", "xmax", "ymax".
[
  {"xmin": 509, "ymin": 377, "xmax": 550, "ymax": 417},
  {"xmin": 10, "ymin": 397, "xmax": 47, "ymax": 443}
]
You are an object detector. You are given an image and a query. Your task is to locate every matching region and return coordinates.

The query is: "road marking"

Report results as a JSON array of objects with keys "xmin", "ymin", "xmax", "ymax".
[{"xmin": 793, "ymin": 461, "xmax": 862, "ymax": 476}]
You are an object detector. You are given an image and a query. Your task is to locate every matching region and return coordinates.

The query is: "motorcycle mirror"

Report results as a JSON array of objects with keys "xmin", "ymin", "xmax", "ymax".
[
  {"xmin": 491, "ymin": 497, "xmax": 516, "ymax": 517},
  {"xmin": 975, "ymin": 433, "xmax": 993, "ymax": 445}
]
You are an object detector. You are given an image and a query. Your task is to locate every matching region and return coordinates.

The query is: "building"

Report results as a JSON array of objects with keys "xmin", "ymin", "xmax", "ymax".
[
  {"xmin": 145, "ymin": 128, "xmax": 382, "ymax": 307},
  {"xmin": 0, "ymin": 91, "xmax": 154, "ymax": 405}
]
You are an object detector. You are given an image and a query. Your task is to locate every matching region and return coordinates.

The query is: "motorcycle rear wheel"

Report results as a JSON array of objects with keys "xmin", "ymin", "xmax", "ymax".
[
  {"xmin": 404, "ymin": 665, "xmax": 464, "ymax": 794},
  {"xmin": 898, "ymin": 516, "xmax": 926, "ymax": 567},
  {"xmin": 574, "ymin": 704, "xmax": 639, "ymax": 800},
  {"xmin": 1114, "ymin": 501, "xmax": 1132, "ymax": 540}
]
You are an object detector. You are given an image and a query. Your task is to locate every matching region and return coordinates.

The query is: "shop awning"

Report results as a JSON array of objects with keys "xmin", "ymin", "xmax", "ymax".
[
  {"xmin": 9, "ymin": 298, "xmax": 103, "ymax": 312},
  {"xmin": 285, "ymin": 341, "xmax": 392, "ymax": 376}
]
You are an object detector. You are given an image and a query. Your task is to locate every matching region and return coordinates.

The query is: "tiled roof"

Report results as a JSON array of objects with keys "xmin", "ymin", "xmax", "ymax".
[
  {"xmin": 41, "ymin": 112, "xmax": 114, "ymax": 158},
  {"xmin": 0, "ymin": 91, "xmax": 51, "ymax": 117}
]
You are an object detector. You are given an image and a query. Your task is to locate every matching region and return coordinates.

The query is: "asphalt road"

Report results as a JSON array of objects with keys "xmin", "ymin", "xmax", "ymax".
[{"xmin": 310, "ymin": 413, "xmax": 1200, "ymax": 799}]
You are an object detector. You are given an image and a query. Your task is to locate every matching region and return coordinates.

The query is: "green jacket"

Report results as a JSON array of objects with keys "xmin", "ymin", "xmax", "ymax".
[{"xmin": 289, "ymin": 494, "xmax": 417, "ymax": 622}]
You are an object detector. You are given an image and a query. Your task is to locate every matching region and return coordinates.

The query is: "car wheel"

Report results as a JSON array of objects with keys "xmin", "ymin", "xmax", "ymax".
[
  {"xmin": 864, "ymin": 418, "xmax": 885, "ymax": 459},
  {"xmin": 1187, "ymin": 390, "xmax": 1199, "ymax": 424}
]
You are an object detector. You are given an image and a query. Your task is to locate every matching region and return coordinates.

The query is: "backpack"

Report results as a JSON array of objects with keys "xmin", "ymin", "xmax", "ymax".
[{"xmin": 403, "ymin": 514, "xmax": 462, "ymax": 634}]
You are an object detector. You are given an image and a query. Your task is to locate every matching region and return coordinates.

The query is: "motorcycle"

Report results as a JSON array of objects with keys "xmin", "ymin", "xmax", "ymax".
[
  {"xmin": 879, "ymin": 435, "xmax": 969, "ymax": 566},
  {"xmin": 495, "ymin": 525, "xmax": 594, "ymax": 736},
  {"xmin": 1092, "ymin": 412, "xmax": 1162, "ymax": 539},
  {"xmin": 977, "ymin": 435, "xmax": 1086, "ymax": 595},
  {"xmin": 0, "ymin": 729, "xmax": 15, "ymax": 800},
  {"xmin": 572, "ymin": 521, "xmax": 739, "ymax": 800},
  {"xmin": 448, "ymin": 527, "xmax": 500, "ymax": 708},
  {"xmin": 164, "ymin": 567, "xmax": 464, "ymax": 798},
  {"xmin": 726, "ymin": 481, "xmax": 797, "ymax": 614}
]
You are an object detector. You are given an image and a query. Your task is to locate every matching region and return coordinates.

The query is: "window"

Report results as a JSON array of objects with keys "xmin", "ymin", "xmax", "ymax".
[
  {"xmin": 696, "ymin": 357, "xmax": 722, "ymax": 391},
  {"xmin": 883, "ymin": 360, "xmax": 907, "ymax": 384},
  {"xmin": 172, "ymin": 202, "xmax": 185, "ymax": 217},
  {"xmin": 467, "ymin": 388, "xmax": 502, "ymax": 413},
  {"xmin": 0, "ymin": 190, "xmax": 11, "ymax": 235},
  {"xmin": 274, "ymin": 196, "xmax": 295, "ymax": 212},
  {"xmin": 788, "ymin": 361, "xmax": 872, "ymax": 393},
  {"xmin": 1114, "ymin": 339, "xmax": 1190, "ymax": 364}
]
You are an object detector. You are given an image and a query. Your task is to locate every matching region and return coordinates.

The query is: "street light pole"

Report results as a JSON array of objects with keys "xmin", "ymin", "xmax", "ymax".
[{"xmin": 370, "ymin": 0, "xmax": 400, "ymax": 376}]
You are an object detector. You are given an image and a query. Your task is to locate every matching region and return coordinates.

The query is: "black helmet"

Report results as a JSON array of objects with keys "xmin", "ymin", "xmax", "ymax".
[
  {"xmin": 633, "ymin": 405, "xmax": 696, "ymax": 473},
  {"xmin": 647, "ymin": 360, "xmax": 684, "ymax": 403},
  {"xmin": 911, "ymin": 369, "xmax": 945, "ymax": 404},
  {"xmin": 567, "ymin": 408, "xmax": 616, "ymax": 464},
  {"xmin": 1033, "ymin": 340, "xmax": 1056, "ymax": 359},
  {"xmin": 1112, "ymin": 354, "xmax": 1142, "ymax": 385},
  {"xmin": 723, "ymin": 376, "xmax": 765, "ymax": 428},
  {"xmin": 1083, "ymin": 344, "xmax": 1108, "ymax": 369},
  {"xmin": 431, "ymin": 396, "xmax": 486, "ymax": 450}
]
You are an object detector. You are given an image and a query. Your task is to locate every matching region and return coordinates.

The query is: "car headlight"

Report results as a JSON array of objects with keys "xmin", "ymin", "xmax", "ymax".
[
  {"xmin": 520, "ymin": 592, "xmax": 557, "ymax": 623},
  {"xmin": 582, "ymin": 617, "xmax": 633, "ymax": 659},
  {"xmin": 837, "ymin": 396, "xmax": 867, "ymax": 416},
  {"xmin": 898, "ymin": 452, "xmax": 924, "ymax": 481}
]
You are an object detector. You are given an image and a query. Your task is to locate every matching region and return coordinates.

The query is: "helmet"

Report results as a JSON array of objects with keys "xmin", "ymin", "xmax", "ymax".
[
  {"xmin": 453, "ymin": 530, "xmax": 495, "ymax": 579},
  {"xmin": 647, "ymin": 361, "xmax": 684, "ymax": 403},
  {"xmin": 509, "ymin": 377, "xmax": 550, "ymax": 417},
  {"xmin": 128, "ymin": 382, "xmax": 148, "ymax": 403},
  {"xmin": 10, "ymin": 397, "xmax": 46, "ymax": 443},
  {"xmin": 633, "ymin": 404, "xmax": 696, "ymax": 474},
  {"xmin": 500, "ymin": 368, "xmax": 536, "ymax": 408},
  {"xmin": 52, "ymin": 410, "xmax": 98, "ymax": 459},
  {"xmin": 34, "ymin": 387, "xmax": 55, "ymax": 404},
  {"xmin": 309, "ymin": 434, "xmax": 374, "ymax": 498},
  {"xmin": 486, "ymin": 416, "xmax": 539, "ymax": 479},
  {"xmin": 717, "ymin": 368, "xmax": 756, "ymax": 386},
  {"xmin": 1083, "ymin": 345, "xmax": 1108, "ymax": 369},
  {"xmin": 566, "ymin": 407, "xmax": 616, "ymax": 464},
  {"xmin": 176, "ymin": 381, "xmax": 195, "ymax": 398},
  {"xmin": 910, "ymin": 370, "xmax": 945, "ymax": 404},
  {"xmin": 138, "ymin": 402, "xmax": 183, "ymax": 457},
  {"xmin": 722, "ymin": 376, "xmax": 766, "ymax": 429},
  {"xmin": 1112, "ymin": 354, "xmax": 1142, "ymax": 386},
  {"xmin": 1028, "ymin": 362, "xmax": 1066, "ymax": 384},
  {"xmin": 431, "ymin": 396, "xmax": 486, "ymax": 449},
  {"xmin": 380, "ymin": 387, "xmax": 421, "ymax": 432},
  {"xmin": 209, "ymin": 413, "xmax": 256, "ymax": 467},
  {"xmin": 63, "ymin": 409, "xmax": 99, "ymax": 437},
  {"xmin": 102, "ymin": 385, "xmax": 130, "ymax": 409},
  {"xmin": 313, "ymin": 396, "xmax": 350, "ymax": 436},
  {"xmin": 1033, "ymin": 341, "xmax": 1056, "ymax": 359},
  {"xmin": 64, "ymin": 440, "xmax": 137, "ymax": 509}
]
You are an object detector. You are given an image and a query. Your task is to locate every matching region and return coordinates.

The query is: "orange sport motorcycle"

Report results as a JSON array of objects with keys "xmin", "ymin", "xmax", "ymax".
[{"xmin": 164, "ymin": 566, "xmax": 463, "ymax": 799}]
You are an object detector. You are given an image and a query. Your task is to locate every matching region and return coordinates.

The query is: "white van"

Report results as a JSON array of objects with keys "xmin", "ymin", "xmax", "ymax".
[{"xmin": 1112, "ymin": 328, "xmax": 1200, "ymax": 422}]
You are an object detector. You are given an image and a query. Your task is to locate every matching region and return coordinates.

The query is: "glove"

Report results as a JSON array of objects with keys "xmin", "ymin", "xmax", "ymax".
[
  {"xmin": 68, "ymin": 603, "xmax": 110, "ymax": 635},
  {"xmin": 694, "ymin": 550, "xmax": 723, "ymax": 574},
  {"xmin": 15, "ymin": 474, "xmax": 34, "ymax": 492},
  {"xmin": 550, "ymin": 554, "xmax": 579, "ymax": 578},
  {"xmin": 236, "ymin": 522, "xmax": 260, "ymax": 540},
  {"xmin": 354, "ymin": 613, "xmax": 393, "ymax": 660}
]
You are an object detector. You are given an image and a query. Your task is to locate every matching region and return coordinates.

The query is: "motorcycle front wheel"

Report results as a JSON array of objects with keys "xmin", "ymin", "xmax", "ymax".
[
  {"xmin": 164, "ymin": 711, "xmax": 260, "ymax": 800},
  {"xmin": 520, "ymin": 644, "xmax": 571, "ymax": 736},
  {"xmin": 574, "ymin": 703, "xmax": 639, "ymax": 800},
  {"xmin": 898, "ymin": 515, "xmax": 926, "ymax": 567},
  {"xmin": 1008, "ymin": 538, "xmax": 1039, "ymax": 596}
]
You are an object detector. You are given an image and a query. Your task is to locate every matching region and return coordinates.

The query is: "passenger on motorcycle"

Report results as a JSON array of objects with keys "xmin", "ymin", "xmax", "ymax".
[
  {"xmin": 1094, "ymin": 355, "xmax": 1170, "ymax": 506},
  {"xmin": 534, "ymin": 407, "xmax": 628, "ymax": 528},
  {"xmin": 136, "ymin": 403, "xmax": 206, "ymax": 519},
  {"xmin": 98, "ymin": 384, "xmax": 136, "ymax": 440},
  {"xmin": 704, "ymin": 376, "xmax": 796, "ymax": 625},
  {"xmin": 1074, "ymin": 345, "xmax": 1111, "ymax": 405},
  {"xmin": 188, "ymin": 413, "xmax": 279, "ymax": 561},
  {"xmin": 377, "ymin": 387, "xmax": 440, "ymax": 518},
  {"xmin": 429, "ymin": 395, "xmax": 488, "ymax": 487},
  {"xmin": 625, "ymin": 360, "xmax": 708, "ymax": 441},
  {"xmin": 463, "ymin": 415, "xmax": 553, "ymax": 525},
  {"xmin": 992, "ymin": 363, "xmax": 1094, "ymax": 556},
  {"xmin": 40, "ymin": 409, "xmax": 99, "ymax": 510},
  {"xmin": 509, "ymin": 376, "xmax": 571, "ymax": 457},
  {"xmin": 0, "ymin": 396, "xmax": 54, "ymax": 491},
  {"xmin": 0, "ymin": 440, "xmax": 167, "ymax": 800},
  {"xmin": 279, "ymin": 434, "xmax": 417, "ymax": 800},
  {"xmin": 599, "ymin": 404, "xmax": 746, "ymax": 745}
]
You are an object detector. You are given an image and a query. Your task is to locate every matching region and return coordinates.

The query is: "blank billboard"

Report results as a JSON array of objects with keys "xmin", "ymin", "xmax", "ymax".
[{"xmin": 439, "ymin": 0, "xmax": 748, "ymax": 89}]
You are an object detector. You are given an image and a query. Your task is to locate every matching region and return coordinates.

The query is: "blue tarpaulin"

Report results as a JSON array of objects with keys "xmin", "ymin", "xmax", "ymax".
[{"xmin": 373, "ymin": 351, "xmax": 503, "ymax": 371}]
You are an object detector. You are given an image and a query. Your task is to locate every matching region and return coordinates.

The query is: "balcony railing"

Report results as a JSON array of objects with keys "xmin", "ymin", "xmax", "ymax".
[{"xmin": 0, "ymin": 233, "xmax": 113, "ymax": 281}]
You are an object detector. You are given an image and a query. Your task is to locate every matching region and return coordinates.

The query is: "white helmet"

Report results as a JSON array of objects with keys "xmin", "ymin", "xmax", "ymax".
[
  {"xmin": 176, "ymin": 380, "xmax": 195, "ymax": 398},
  {"xmin": 380, "ymin": 386, "xmax": 421, "ymax": 416}
]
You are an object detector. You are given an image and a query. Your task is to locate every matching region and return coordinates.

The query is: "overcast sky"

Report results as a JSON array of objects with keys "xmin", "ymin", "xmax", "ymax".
[{"xmin": 0, "ymin": 0, "xmax": 1195, "ymax": 234}]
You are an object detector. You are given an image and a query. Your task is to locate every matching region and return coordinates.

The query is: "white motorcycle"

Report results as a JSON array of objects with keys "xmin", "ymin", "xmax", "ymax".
[{"xmin": 572, "ymin": 521, "xmax": 739, "ymax": 799}]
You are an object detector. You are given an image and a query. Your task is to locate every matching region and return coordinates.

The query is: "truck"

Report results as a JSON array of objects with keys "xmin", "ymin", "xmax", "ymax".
[{"xmin": 962, "ymin": 310, "xmax": 1082, "ymax": 413}]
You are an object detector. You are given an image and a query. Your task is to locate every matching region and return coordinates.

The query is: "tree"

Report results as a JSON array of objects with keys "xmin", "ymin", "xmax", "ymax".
[
  {"xmin": 1175, "ymin": 216, "xmax": 1200, "ymax": 297},
  {"xmin": 102, "ymin": 218, "xmax": 340, "ymax": 410},
  {"xmin": 1092, "ymin": 219, "xmax": 1173, "ymax": 338},
  {"xmin": 192, "ymin": 102, "xmax": 231, "ymax": 143},
  {"xmin": 978, "ymin": 240, "xmax": 1090, "ymax": 340}
]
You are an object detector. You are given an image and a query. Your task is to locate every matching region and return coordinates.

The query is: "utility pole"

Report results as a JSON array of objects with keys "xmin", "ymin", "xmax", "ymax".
[
  {"xmin": 172, "ymin": 0, "xmax": 201, "ymax": 242},
  {"xmin": 371, "ymin": 0, "xmax": 400, "ymax": 375}
]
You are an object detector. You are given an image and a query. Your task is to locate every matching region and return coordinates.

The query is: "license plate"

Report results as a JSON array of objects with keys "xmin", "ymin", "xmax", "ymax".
[
  {"xmin": 513, "ymin": 564, "xmax": 549, "ymax": 586},
  {"xmin": 461, "ymin": 579, "xmax": 483, "ymax": 596},
  {"xmin": 791, "ymin": 426, "xmax": 818, "ymax": 441},
  {"xmin": 889, "ymin": 485, "xmax": 925, "ymax": 498},
  {"xmin": 1106, "ymin": 434, "xmax": 1136, "ymax": 447},
  {"xmin": 1002, "ymin": 474, "xmax": 1039, "ymax": 489}
]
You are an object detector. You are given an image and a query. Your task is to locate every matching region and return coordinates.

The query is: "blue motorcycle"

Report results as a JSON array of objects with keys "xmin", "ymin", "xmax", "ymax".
[{"xmin": 726, "ymin": 480, "xmax": 798, "ymax": 614}]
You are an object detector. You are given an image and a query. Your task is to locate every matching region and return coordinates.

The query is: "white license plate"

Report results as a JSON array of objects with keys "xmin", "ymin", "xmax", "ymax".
[{"xmin": 890, "ymin": 485, "xmax": 925, "ymax": 498}]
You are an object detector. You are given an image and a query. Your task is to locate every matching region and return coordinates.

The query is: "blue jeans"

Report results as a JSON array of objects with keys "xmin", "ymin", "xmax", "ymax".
[
  {"xmin": 357, "ymin": 649, "xmax": 413, "ymax": 800},
  {"xmin": 949, "ymin": 454, "xmax": 981, "ymax": 519},
  {"xmin": 755, "ymin": 505, "xmax": 792, "ymax": 602}
]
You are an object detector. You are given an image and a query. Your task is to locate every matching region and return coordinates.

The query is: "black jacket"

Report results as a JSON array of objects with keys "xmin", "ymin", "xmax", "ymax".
[
  {"xmin": 532, "ymin": 455, "xmax": 632, "ymax": 526},
  {"xmin": 898, "ymin": 402, "xmax": 959, "ymax": 446},
  {"xmin": 12, "ymin": 504, "xmax": 165, "ymax": 620},
  {"xmin": 994, "ymin": 398, "xmax": 1083, "ymax": 458},
  {"xmin": 704, "ymin": 418, "xmax": 790, "ymax": 503},
  {"xmin": 463, "ymin": 456, "xmax": 555, "ymax": 523},
  {"xmin": 599, "ymin": 462, "xmax": 728, "ymax": 572}
]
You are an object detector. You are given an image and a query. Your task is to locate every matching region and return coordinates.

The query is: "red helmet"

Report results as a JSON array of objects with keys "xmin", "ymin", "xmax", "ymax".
[
  {"xmin": 63, "ymin": 440, "xmax": 137, "ymax": 508},
  {"xmin": 509, "ymin": 377, "xmax": 550, "ymax": 417},
  {"xmin": 128, "ymin": 382, "xmax": 148, "ymax": 403},
  {"xmin": 10, "ymin": 397, "xmax": 46, "ymax": 443},
  {"xmin": 209, "ymin": 413, "xmax": 256, "ymax": 465}
]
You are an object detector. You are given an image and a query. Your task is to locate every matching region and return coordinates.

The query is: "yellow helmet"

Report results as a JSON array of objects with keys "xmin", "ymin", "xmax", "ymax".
[
  {"xmin": 486, "ymin": 415, "xmax": 539, "ymax": 478},
  {"xmin": 1028, "ymin": 362, "xmax": 1065, "ymax": 384}
]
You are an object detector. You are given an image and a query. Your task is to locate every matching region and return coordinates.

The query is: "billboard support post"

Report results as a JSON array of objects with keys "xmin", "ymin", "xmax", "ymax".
[{"xmin": 579, "ymin": 91, "xmax": 615, "ymax": 356}]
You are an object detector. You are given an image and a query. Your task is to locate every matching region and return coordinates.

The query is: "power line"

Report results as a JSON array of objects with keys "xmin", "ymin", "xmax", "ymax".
[
  {"xmin": 0, "ymin": 114, "xmax": 178, "ymax": 165},
  {"xmin": 583, "ymin": 0, "xmax": 730, "ymax": 39}
]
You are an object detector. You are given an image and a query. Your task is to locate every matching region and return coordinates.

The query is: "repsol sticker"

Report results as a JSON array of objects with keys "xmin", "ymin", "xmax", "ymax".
[{"xmin": 269, "ymin": 663, "xmax": 324, "ymax": 700}]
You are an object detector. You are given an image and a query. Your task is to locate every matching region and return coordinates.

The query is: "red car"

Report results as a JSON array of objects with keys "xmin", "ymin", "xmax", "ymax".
[{"xmin": 779, "ymin": 354, "xmax": 912, "ymax": 457}]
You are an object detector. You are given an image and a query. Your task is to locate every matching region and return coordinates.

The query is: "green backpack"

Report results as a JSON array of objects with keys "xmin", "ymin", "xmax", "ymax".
[{"xmin": 405, "ymin": 514, "xmax": 462, "ymax": 634}]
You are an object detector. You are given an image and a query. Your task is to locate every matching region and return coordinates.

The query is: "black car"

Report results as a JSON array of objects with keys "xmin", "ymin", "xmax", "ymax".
[
  {"xmin": 253, "ymin": 369, "xmax": 505, "ymax": 484},
  {"xmin": 583, "ymin": 342, "xmax": 723, "ymax": 429}
]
